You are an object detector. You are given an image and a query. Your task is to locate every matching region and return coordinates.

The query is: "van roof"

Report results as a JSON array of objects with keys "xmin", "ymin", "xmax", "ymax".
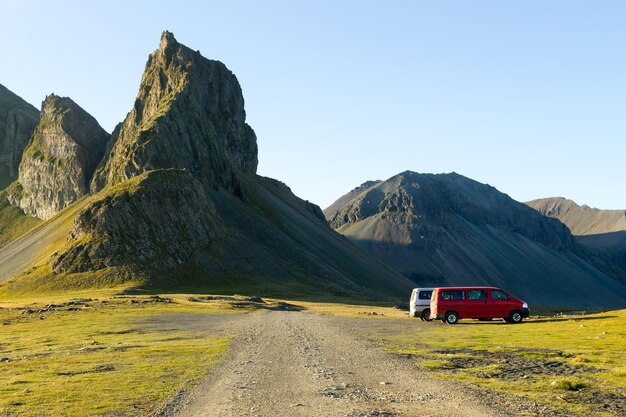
[{"xmin": 432, "ymin": 286, "xmax": 502, "ymax": 290}]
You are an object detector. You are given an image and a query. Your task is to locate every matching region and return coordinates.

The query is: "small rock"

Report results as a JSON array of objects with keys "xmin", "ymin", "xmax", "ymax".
[
  {"xmin": 70, "ymin": 298, "xmax": 92, "ymax": 303},
  {"xmin": 289, "ymin": 403, "xmax": 304, "ymax": 407},
  {"xmin": 379, "ymin": 381, "xmax": 392, "ymax": 385},
  {"xmin": 23, "ymin": 389, "xmax": 31, "ymax": 393},
  {"xmin": 0, "ymin": 357, "xmax": 10, "ymax": 363}
]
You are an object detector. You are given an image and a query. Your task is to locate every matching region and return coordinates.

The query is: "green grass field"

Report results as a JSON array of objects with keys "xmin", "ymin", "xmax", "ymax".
[
  {"xmin": 382, "ymin": 311, "xmax": 626, "ymax": 416},
  {"xmin": 0, "ymin": 293, "xmax": 241, "ymax": 416},
  {"xmin": 1, "ymin": 290, "xmax": 624, "ymax": 417}
]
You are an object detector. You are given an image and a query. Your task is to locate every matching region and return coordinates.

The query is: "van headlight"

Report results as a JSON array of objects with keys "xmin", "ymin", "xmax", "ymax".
[{"xmin": 522, "ymin": 302, "xmax": 528, "ymax": 309}]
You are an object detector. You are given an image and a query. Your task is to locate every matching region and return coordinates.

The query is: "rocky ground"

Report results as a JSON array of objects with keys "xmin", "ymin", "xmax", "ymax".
[{"xmin": 153, "ymin": 310, "xmax": 568, "ymax": 417}]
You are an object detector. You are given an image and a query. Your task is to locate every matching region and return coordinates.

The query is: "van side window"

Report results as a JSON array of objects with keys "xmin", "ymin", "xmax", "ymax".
[
  {"xmin": 441, "ymin": 290, "xmax": 465, "ymax": 300},
  {"xmin": 491, "ymin": 290, "xmax": 509, "ymax": 300},
  {"xmin": 468, "ymin": 290, "xmax": 487, "ymax": 300},
  {"xmin": 419, "ymin": 291, "xmax": 432, "ymax": 300}
]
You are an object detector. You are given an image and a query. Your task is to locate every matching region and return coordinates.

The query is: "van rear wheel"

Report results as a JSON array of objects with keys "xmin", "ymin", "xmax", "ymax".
[
  {"xmin": 444, "ymin": 311, "xmax": 459, "ymax": 324},
  {"xmin": 508, "ymin": 310, "xmax": 523, "ymax": 324},
  {"xmin": 421, "ymin": 309, "xmax": 433, "ymax": 322}
]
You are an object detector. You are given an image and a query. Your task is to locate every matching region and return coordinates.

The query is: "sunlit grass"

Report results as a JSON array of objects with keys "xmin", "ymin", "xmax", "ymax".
[
  {"xmin": 0, "ymin": 294, "xmax": 239, "ymax": 416},
  {"xmin": 379, "ymin": 310, "xmax": 626, "ymax": 416}
]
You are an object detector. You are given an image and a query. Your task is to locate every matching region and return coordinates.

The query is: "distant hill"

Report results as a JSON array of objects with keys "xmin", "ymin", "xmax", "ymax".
[
  {"xmin": 527, "ymin": 197, "xmax": 626, "ymax": 251},
  {"xmin": 0, "ymin": 32, "xmax": 413, "ymax": 300},
  {"xmin": 527, "ymin": 197, "xmax": 626, "ymax": 285},
  {"xmin": 324, "ymin": 171, "xmax": 626, "ymax": 308}
]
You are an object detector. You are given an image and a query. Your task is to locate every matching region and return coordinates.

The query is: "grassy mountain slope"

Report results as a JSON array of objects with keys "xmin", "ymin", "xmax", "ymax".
[
  {"xmin": 0, "ymin": 183, "xmax": 41, "ymax": 249},
  {"xmin": 0, "ymin": 170, "xmax": 413, "ymax": 299},
  {"xmin": 0, "ymin": 195, "xmax": 90, "ymax": 286}
]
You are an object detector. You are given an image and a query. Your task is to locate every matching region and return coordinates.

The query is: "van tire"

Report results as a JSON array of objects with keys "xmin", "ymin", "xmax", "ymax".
[
  {"xmin": 444, "ymin": 311, "xmax": 459, "ymax": 324},
  {"xmin": 508, "ymin": 310, "xmax": 523, "ymax": 324},
  {"xmin": 421, "ymin": 309, "xmax": 433, "ymax": 321}
]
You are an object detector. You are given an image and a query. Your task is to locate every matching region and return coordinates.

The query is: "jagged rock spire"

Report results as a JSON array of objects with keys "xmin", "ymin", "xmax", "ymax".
[
  {"xmin": 12, "ymin": 94, "xmax": 109, "ymax": 219},
  {"xmin": 91, "ymin": 31, "xmax": 258, "ymax": 193}
]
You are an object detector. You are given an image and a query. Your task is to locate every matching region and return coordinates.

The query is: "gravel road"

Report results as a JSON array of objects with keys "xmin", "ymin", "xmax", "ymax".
[{"xmin": 157, "ymin": 311, "xmax": 542, "ymax": 417}]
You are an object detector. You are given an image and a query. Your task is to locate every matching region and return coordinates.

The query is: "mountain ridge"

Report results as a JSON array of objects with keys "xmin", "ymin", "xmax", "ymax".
[
  {"xmin": 325, "ymin": 171, "xmax": 626, "ymax": 308},
  {"xmin": 527, "ymin": 196, "xmax": 626, "ymax": 286},
  {"xmin": 527, "ymin": 197, "xmax": 626, "ymax": 240}
]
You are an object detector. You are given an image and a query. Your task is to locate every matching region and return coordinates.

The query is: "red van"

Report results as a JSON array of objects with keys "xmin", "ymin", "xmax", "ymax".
[{"xmin": 430, "ymin": 286, "xmax": 529, "ymax": 324}]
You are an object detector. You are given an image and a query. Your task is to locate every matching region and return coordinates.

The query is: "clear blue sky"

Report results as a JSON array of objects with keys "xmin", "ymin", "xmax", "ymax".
[{"xmin": 2, "ymin": 1, "xmax": 624, "ymax": 209}]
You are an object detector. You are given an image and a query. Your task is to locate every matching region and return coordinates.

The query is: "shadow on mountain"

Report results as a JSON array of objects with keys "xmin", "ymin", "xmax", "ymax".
[
  {"xmin": 577, "ymin": 231, "xmax": 626, "ymax": 251},
  {"xmin": 346, "ymin": 234, "xmax": 626, "ymax": 309},
  {"xmin": 575, "ymin": 232, "xmax": 626, "ymax": 286}
]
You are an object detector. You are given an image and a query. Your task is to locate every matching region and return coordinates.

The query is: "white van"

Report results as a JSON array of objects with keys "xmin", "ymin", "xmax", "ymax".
[{"xmin": 409, "ymin": 288, "xmax": 434, "ymax": 321}]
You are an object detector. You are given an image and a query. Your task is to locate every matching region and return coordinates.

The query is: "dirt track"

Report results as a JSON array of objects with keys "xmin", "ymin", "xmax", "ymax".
[{"xmin": 157, "ymin": 311, "xmax": 549, "ymax": 417}]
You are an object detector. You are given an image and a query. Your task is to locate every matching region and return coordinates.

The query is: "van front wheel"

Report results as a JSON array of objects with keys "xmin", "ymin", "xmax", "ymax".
[
  {"xmin": 421, "ymin": 309, "xmax": 433, "ymax": 322},
  {"xmin": 508, "ymin": 310, "xmax": 523, "ymax": 324},
  {"xmin": 445, "ymin": 311, "xmax": 459, "ymax": 324}
]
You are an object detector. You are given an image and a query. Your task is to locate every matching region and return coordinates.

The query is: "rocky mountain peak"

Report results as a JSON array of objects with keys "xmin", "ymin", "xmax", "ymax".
[
  {"xmin": 353, "ymin": 180, "xmax": 381, "ymax": 193},
  {"xmin": 0, "ymin": 84, "xmax": 39, "ymax": 186},
  {"xmin": 159, "ymin": 30, "xmax": 177, "ymax": 51},
  {"xmin": 41, "ymin": 95, "xmax": 77, "ymax": 119},
  {"xmin": 11, "ymin": 94, "xmax": 109, "ymax": 219},
  {"xmin": 324, "ymin": 173, "xmax": 626, "ymax": 307},
  {"xmin": 328, "ymin": 170, "xmax": 574, "ymax": 251},
  {"xmin": 91, "ymin": 32, "xmax": 258, "ymax": 193}
]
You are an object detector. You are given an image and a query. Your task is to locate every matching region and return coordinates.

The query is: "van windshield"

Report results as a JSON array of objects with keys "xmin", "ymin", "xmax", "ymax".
[{"xmin": 491, "ymin": 290, "xmax": 509, "ymax": 300}]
